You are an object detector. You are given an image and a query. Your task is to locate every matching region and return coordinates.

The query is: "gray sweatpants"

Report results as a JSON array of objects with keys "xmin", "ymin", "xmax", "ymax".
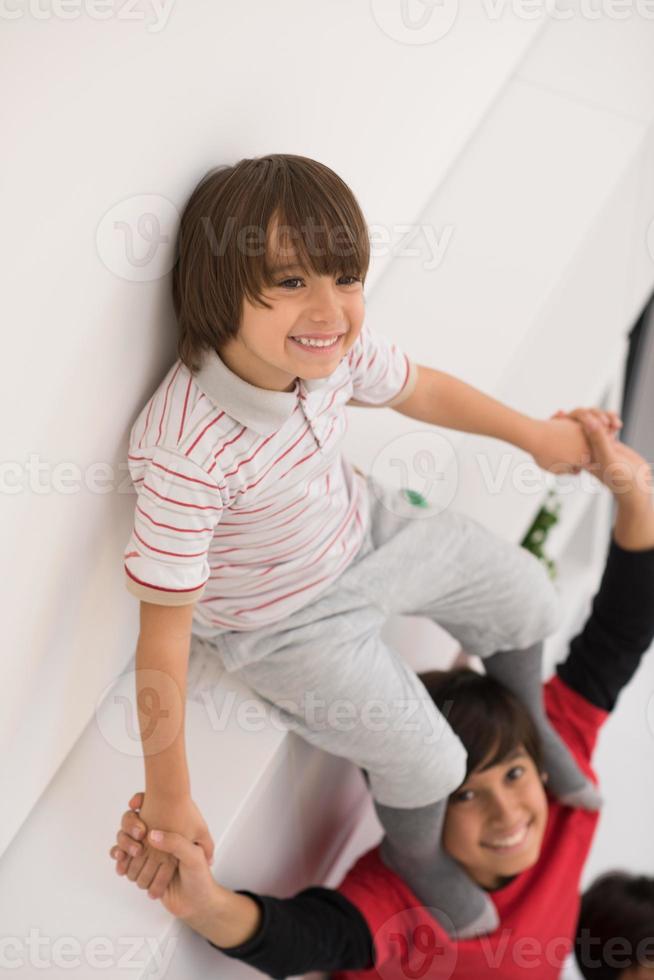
[{"xmin": 203, "ymin": 474, "xmax": 560, "ymax": 809}]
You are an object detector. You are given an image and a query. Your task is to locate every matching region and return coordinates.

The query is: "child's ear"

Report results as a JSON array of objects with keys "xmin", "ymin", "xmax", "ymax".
[{"xmin": 540, "ymin": 771, "xmax": 549, "ymax": 784}]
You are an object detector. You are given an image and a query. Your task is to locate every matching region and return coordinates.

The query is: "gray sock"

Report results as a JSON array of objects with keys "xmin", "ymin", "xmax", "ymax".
[
  {"xmin": 374, "ymin": 797, "xmax": 499, "ymax": 939},
  {"xmin": 483, "ymin": 642, "xmax": 602, "ymax": 811}
]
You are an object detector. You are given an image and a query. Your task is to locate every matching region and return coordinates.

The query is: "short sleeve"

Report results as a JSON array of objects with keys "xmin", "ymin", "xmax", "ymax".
[
  {"xmin": 346, "ymin": 322, "xmax": 418, "ymax": 408},
  {"xmin": 123, "ymin": 446, "xmax": 226, "ymax": 606}
]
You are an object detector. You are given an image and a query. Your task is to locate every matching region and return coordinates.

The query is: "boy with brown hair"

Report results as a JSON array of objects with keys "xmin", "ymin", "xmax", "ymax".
[{"xmin": 122, "ymin": 153, "xmax": 611, "ymax": 936}]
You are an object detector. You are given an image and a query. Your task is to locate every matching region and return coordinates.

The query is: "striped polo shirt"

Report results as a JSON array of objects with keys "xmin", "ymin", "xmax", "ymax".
[{"xmin": 123, "ymin": 321, "xmax": 418, "ymax": 633}]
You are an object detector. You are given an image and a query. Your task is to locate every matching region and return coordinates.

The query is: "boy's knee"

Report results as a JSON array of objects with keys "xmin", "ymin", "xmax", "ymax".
[
  {"xmin": 502, "ymin": 550, "xmax": 562, "ymax": 648},
  {"xmin": 370, "ymin": 721, "xmax": 468, "ymax": 808},
  {"xmin": 440, "ymin": 736, "xmax": 468, "ymax": 795},
  {"xmin": 414, "ymin": 728, "xmax": 468, "ymax": 802}
]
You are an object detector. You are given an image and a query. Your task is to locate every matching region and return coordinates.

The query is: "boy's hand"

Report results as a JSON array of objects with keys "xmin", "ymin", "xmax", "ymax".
[
  {"xmin": 530, "ymin": 416, "xmax": 593, "ymax": 474},
  {"xmin": 551, "ymin": 406, "xmax": 622, "ymax": 442},
  {"xmin": 574, "ymin": 410, "xmax": 652, "ymax": 501},
  {"xmin": 110, "ymin": 792, "xmax": 221, "ymax": 924},
  {"xmin": 552, "ymin": 406, "xmax": 622, "ymax": 435},
  {"xmin": 575, "ymin": 410, "xmax": 654, "ymax": 550},
  {"xmin": 530, "ymin": 406, "xmax": 621, "ymax": 475},
  {"xmin": 111, "ymin": 791, "xmax": 215, "ymax": 901}
]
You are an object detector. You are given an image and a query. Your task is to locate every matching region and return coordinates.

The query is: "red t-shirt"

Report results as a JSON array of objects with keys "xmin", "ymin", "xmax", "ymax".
[{"xmin": 334, "ymin": 674, "xmax": 608, "ymax": 980}]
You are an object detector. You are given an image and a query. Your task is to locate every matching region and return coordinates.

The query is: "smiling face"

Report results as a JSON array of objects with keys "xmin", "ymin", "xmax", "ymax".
[
  {"xmin": 219, "ymin": 213, "xmax": 366, "ymax": 392},
  {"xmin": 442, "ymin": 745, "xmax": 549, "ymax": 889}
]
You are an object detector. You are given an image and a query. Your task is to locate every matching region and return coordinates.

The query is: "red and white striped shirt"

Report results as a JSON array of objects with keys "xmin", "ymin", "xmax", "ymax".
[{"xmin": 123, "ymin": 321, "xmax": 417, "ymax": 633}]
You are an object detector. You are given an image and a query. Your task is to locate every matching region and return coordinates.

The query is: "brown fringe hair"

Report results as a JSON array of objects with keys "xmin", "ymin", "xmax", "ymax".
[
  {"xmin": 419, "ymin": 667, "xmax": 545, "ymax": 783},
  {"xmin": 171, "ymin": 154, "xmax": 371, "ymax": 373}
]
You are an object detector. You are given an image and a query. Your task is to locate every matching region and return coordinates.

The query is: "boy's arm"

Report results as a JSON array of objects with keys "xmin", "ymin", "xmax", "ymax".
[
  {"xmin": 122, "ymin": 601, "xmax": 215, "ymax": 889},
  {"xmin": 393, "ymin": 365, "xmax": 535, "ymax": 447},
  {"xmin": 112, "ymin": 799, "xmax": 374, "ymax": 977},
  {"xmin": 136, "ymin": 600, "xmax": 195, "ymax": 798},
  {"xmin": 556, "ymin": 533, "xmax": 654, "ymax": 711},
  {"xmin": 556, "ymin": 416, "xmax": 654, "ymax": 710},
  {"xmin": 202, "ymin": 887, "xmax": 374, "ymax": 977},
  {"xmin": 392, "ymin": 365, "xmax": 620, "ymax": 472}
]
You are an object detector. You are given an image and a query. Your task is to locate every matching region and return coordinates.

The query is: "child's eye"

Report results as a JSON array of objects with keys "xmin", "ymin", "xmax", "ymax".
[
  {"xmin": 451, "ymin": 788, "xmax": 475, "ymax": 804},
  {"xmin": 277, "ymin": 275, "xmax": 361, "ymax": 290},
  {"xmin": 506, "ymin": 766, "xmax": 525, "ymax": 781}
]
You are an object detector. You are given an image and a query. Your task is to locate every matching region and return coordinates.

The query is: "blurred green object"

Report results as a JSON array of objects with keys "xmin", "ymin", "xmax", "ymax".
[
  {"xmin": 521, "ymin": 490, "xmax": 561, "ymax": 580},
  {"xmin": 403, "ymin": 488, "xmax": 430, "ymax": 508}
]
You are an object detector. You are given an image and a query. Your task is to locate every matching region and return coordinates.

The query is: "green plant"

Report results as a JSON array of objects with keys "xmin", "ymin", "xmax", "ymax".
[{"xmin": 521, "ymin": 491, "xmax": 561, "ymax": 580}]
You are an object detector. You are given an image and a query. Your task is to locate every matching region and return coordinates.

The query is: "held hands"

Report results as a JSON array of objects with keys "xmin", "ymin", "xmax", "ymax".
[
  {"xmin": 110, "ymin": 792, "xmax": 218, "ymax": 922},
  {"xmin": 549, "ymin": 408, "xmax": 653, "ymax": 549},
  {"xmin": 110, "ymin": 791, "xmax": 215, "ymax": 911},
  {"xmin": 111, "ymin": 793, "xmax": 263, "ymax": 948},
  {"xmin": 530, "ymin": 406, "xmax": 622, "ymax": 474},
  {"xmin": 563, "ymin": 408, "xmax": 652, "ymax": 505}
]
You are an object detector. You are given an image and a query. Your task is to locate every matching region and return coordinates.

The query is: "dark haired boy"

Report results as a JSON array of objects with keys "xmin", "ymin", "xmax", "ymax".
[{"xmin": 112, "ymin": 412, "xmax": 654, "ymax": 978}]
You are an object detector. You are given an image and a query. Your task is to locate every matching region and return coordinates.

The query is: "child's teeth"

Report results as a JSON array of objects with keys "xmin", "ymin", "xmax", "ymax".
[
  {"xmin": 488, "ymin": 825, "xmax": 528, "ymax": 848},
  {"xmin": 293, "ymin": 336, "xmax": 339, "ymax": 348}
]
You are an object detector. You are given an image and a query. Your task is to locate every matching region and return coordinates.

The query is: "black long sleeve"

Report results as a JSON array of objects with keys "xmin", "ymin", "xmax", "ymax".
[
  {"xmin": 207, "ymin": 886, "xmax": 374, "ymax": 978},
  {"xmin": 556, "ymin": 536, "xmax": 654, "ymax": 711}
]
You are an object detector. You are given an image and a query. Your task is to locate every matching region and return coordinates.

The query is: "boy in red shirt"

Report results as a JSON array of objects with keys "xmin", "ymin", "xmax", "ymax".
[{"xmin": 109, "ymin": 410, "xmax": 654, "ymax": 979}]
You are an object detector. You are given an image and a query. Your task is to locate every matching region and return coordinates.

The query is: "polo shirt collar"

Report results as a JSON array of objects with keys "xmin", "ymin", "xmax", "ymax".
[{"xmin": 193, "ymin": 347, "xmax": 333, "ymax": 435}]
